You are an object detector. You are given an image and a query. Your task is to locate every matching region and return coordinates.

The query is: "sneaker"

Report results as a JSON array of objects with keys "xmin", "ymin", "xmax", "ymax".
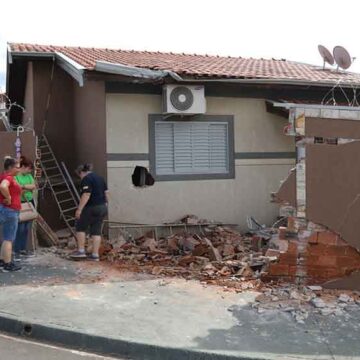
[
  {"xmin": 87, "ymin": 254, "xmax": 100, "ymax": 262},
  {"xmin": 2, "ymin": 262, "xmax": 21, "ymax": 272},
  {"xmin": 22, "ymin": 251, "xmax": 36, "ymax": 258},
  {"xmin": 0, "ymin": 260, "xmax": 4, "ymax": 268},
  {"xmin": 69, "ymin": 251, "xmax": 87, "ymax": 260},
  {"xmin": 13, "ymin": 253, "xmax": 22, "ymax": 263}
]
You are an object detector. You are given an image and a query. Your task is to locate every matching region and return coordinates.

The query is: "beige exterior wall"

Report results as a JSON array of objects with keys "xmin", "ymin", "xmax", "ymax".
[
  {"xmin": 74, "ymin": 81, "xmax": 107, "ymax": 178},
  {"xmin": 106, "ymin": 94, "xmax": 295, "ymax": 228}
]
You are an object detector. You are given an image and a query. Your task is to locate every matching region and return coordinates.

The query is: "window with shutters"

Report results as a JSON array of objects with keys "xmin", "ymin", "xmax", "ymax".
[{"xmin": 149, "ymin": 115, "xmax": 235, "ymax": 180}]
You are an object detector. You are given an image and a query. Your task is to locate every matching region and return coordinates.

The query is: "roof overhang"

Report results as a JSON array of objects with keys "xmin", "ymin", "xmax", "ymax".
[
  {"xmin": 94, "ymin": 61, "xmax": 183, "ymax": 82},
  {"xmin": 180, "ymin": 77, "xmax": 360, "ymax": 88},
  {"xmin": 8, "ymin": 50, "xmax": 85, "ymax": 87},
  {"xmin": 267, "ymin": 100, "xmax": 360, "ymax": 120}
]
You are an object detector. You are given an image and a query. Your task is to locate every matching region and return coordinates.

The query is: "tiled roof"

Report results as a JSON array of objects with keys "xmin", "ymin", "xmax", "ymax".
[{"xmin": 9, "ymin": 43, "xmax": 360, "ymax": 85}]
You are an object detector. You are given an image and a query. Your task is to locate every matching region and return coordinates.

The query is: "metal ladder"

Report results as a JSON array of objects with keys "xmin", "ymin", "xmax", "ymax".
[{"xmin": 39, "ymin": 135, "xmax": 79, "ymax": 236}]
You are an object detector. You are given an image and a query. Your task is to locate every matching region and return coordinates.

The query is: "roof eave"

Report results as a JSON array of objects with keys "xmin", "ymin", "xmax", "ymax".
[
  {"xmin": 55, "ymin": 52, "xmax": 85, "ymax": 87},
  {"xmin": 9, "ymin": 51, "xmax": 85, "ymax": 87},
  {"xmin": 180, "ymin": 77, "xmax": 360, "ymax": 88},
  {"xmin": 95, "ymin": 61, "xmax": 183, "ymax": 82}
]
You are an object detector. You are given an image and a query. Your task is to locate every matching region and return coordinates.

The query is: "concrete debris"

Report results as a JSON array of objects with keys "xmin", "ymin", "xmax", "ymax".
[
  {"xmin": 308, "ymin": 285, "xmax": 322, "ymax": 291},
  {"xmin": 338, "ymin": 293, "xmax": 353, "ymax": 303},
  {"xmin": 102, "ymin": 225, "xmax": 277, "ymax": 289},
  {"xmin": 252, "ymin": 284, "xmax": 360, "ymax": 323},
  {"xmin": 311, "ymin": 297, "xmax": 326, "ymax": 308}
]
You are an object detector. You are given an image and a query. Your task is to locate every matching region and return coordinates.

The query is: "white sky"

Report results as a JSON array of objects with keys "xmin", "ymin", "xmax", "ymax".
[{"xmin": 1, "ymin": 0, "xmax": 360, "ymax": 89}]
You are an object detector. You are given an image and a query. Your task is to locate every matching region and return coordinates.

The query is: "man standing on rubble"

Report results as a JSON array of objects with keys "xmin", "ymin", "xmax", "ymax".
[{"xmin": 70, "ymin": 164, "xmax": 109, "ymax": 261}]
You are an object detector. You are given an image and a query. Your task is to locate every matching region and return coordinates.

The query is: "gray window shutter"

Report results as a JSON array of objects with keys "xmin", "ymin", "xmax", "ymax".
[
  {"xmin": 209, "ymin": 123, "xmax": 228, "ymax": 172},
  {"xmin": 155, "ymin": 122, "xmax": 174, "ymax": 175},
  {"xmin": 155, "ymin": 121, "xmax": 229, "ymax": 175}
]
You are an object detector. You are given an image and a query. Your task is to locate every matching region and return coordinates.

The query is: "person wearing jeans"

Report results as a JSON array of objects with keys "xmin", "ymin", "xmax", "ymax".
[
  {"xmin": 0, "ymin": 157, "xmax": 22, "ymax": 272},
  {"xmin": 14, "ymin": 156, "xmax": 36, "ymax": 257}
]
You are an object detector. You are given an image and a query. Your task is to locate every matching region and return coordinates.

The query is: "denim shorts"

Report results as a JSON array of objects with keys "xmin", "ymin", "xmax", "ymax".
[
  {"xmin": 76, "ymin": 204, "xmax": 108, "ymax": 236},
  {"xmin": 0, "ymin": 205, "xmax": 19, "ymax": 242}
]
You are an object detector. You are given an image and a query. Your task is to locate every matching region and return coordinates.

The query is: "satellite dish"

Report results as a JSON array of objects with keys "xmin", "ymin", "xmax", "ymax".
[
  {"xmin": 318, "ymin": 45, "xmax": 334, "ymax": 69},
  {"xmin": 333, "ymin": 46, "xmax": 352, "ymax": 70}
]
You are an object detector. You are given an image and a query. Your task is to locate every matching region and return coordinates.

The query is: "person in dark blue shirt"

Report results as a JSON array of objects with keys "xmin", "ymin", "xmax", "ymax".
[{"xmin": 70, "ymin": 164, "xmax": 109, "ymax": 261}]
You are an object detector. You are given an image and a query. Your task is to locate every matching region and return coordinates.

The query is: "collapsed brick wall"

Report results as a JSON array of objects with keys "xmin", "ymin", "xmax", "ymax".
[{"xmin": 263, "ymin": 226, "xmax": 360, "ymax": 284}]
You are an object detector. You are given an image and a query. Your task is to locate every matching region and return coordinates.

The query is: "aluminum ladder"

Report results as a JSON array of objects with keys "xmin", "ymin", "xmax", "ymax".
[{"xmin": 38, "ymin": 135, "xmax": 79, "ymax": 236}]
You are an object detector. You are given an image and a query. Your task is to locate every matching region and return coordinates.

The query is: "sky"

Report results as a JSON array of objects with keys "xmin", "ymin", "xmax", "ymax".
[{"xmin": 1, "ymin": 0, "xmax": 360, "ymax": 90}]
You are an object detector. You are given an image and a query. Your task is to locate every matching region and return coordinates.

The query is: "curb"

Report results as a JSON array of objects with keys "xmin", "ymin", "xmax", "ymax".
[{"xmin": 0, "ymin": 314, "xmax": 266, "ymax": 360}]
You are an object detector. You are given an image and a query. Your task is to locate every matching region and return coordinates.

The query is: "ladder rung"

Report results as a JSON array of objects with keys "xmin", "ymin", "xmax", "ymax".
[
  {"xmin": 42, "ymin": 159, "xmax": 56, "ymax": 164},
  {"xmin": 55, "ymin": 190, "xmax": 71, "ymax": 195},
  {"xmin": 39, "ymin": 144, "xmax": 50, "ymax": 149},
  {"xmin": 41, "ymin": 152, "xmax": 52, "ymax": 156},
  {"xmin": 64, "ymin": 217, "xmax": 76, "ymax": 222},
  {"xmin": 63, "ymin": 207, "xmax": 78, "ymax": 213},
  {"xmin": 44, "ymin": 166, "xmax": 59, "ymax": 171},
  {"xmin": 59, "ymin": 198, "xmax": 74, "ymax": 204},
  {"xmin": 48, "ymin": 174, "xmax": 62, "ymax": 179},
  {"xmin": 51, "ymin": 181, "xmax": 66, "ymax": 187}
]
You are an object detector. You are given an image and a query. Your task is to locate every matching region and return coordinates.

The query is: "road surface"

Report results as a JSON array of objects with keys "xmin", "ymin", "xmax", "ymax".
[{"xmin": 0, "ymin": 333, "xmax": 125, "ymax": 360}]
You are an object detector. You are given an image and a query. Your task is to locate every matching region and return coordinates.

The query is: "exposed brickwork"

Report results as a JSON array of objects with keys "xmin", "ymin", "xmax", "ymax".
[{"xmin": 264, "ymin": 228, "xmax": 360, "ymax": 284}]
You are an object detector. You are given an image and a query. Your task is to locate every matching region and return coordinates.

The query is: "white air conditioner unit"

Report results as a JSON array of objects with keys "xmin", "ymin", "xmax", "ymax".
[{"xmin": 163, "ymin": 85, "xmax": 206, "ymax": 114}]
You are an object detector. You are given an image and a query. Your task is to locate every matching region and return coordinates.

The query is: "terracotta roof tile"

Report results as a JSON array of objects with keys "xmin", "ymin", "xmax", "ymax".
[{"xmin": 9, "ymin": 43, "xmax": 360, "ymax": 85}]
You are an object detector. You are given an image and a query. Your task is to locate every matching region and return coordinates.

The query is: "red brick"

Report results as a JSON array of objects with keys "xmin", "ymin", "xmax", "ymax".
[
  {"xmin": 317, "ymin": 256, "xmax": 337, "ymax": 267},
  {"xmin": 306, "ymin": 244, "xmax": 328, "ymax": 255},
  {"xmin": 278, "ymin": 253, "xmax": 297, "ymax": 265},
  {"xmin": 324, "ymin": 268, "xmax": 347, "ymax": 278},
  {"xmin": 337, "ymin": 256, "xmax": 360, "ymax": 268},
  {"xmin": 268, "ymin": 264, "xmax": 289, "ymax": 276},
  {"xmin": 287, "ymin": 242, "xmax": 298, "ymax": 255},
  {"xmin": 289, "ymin": 266, "xmax": 297, "ymax": 276},
  {"xmin": 278, "ymin": 227, "xmax": 287, "ymax": 240},
  {"xmin": 324, "ymin": 246, "xmax": 348, "ymax": 257},
  {"xmin": 336, "ymin": 237, "xmax": 348, "ymax": 246},
  {"xmin": 317, "ymin": 231, "xmax": 338, "ymax": 245},
  {"xmin": 287, "ymin": 217, "xmax": 296, "ymax": 232},
  {"xmin": 307, "ymin": 244, "xmax": 347, "ymax": 257},
  {"xmin": 305, "ymin": 255, "xmax": 320, "ymax": 265},
  {"xmin": 307, "ymin": 265, "xmax": 344, "ymax": 279},
  {"xmin": 251, "ymin": 236, "xmax": 261, "ymax": 251},
  {"xmin": 345, "ymin": 246, "xmax": 360, "ymax": 257},
  {"xmin": 308, "ymin": 232, "xmax": 318, "ymax": 244}
]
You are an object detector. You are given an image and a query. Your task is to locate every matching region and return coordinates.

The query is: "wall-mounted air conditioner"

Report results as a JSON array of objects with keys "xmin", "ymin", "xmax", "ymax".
[{"xmin": 163, "ymin": 85, "xmax": 206, "ymax": 115}]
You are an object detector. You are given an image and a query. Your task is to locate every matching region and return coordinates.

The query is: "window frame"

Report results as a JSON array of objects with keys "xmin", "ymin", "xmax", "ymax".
[{"xmin": 149, "ymin": 114, "xmax": 235, "ymax": 181}]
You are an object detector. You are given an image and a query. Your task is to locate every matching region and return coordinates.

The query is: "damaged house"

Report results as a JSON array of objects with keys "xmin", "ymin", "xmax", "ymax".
[{"xmin": 6, "ymin": 43, "xmax": 360, "ymax": 286}]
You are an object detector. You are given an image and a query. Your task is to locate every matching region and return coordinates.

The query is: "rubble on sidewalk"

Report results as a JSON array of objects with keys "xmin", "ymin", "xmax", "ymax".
[
  {"xmin": 102, "ymin": 224, "xmax": 278, "ymax": 290},
  {"xmin": 251, "ymin": 284, "xmax": 360, "ymax": 323}
]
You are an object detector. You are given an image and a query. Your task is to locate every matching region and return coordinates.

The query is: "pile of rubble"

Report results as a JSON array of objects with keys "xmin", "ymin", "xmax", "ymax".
[
  {"xmin": 103, "ymin": 222, "xmax": 277, "ymax": 290},
  {"xmin": 253, "ymin": 285, "xmax": 360, "ymax": 323}
]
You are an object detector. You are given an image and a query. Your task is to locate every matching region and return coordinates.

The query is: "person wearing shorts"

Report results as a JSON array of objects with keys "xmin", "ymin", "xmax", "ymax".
[
  {"xmin": 0, "ymin": 157, "xmax": 22, "ymax": 272},
  {"xmin": 70, "ymin": 163, "xmax": 109, "ymax": 261}
]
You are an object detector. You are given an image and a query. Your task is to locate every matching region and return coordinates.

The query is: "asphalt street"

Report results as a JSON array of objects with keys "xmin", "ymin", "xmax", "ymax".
[{"xmin": 0, "ymin": 333, "xmax": 125, "ymax": 360}]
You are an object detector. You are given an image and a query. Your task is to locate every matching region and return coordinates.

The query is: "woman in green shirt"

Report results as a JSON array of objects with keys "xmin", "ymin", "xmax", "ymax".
[{"xmin": 14, "ymin": 156, "xmax": 36, "ymax": 257}]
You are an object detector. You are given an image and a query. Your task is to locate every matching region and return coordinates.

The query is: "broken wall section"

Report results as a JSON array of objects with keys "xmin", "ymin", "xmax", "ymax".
[{"xmin": 267, "ymin": 109, "xmax": 360, "ymax": 287}]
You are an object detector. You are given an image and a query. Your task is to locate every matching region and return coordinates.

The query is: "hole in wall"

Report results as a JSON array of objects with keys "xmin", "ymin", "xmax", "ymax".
[
  {"xmin": 23, "ymin": 323, "xmax": 33, "ymax": 336},
  {"xmin": 132, "ymin": 166, "xmax": 155, "ymax": 187}
]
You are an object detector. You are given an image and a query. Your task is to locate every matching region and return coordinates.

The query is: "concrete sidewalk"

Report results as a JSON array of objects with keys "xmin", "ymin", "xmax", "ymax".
[{"xmin": 0, "ymin": 253, "xmax": 359, "ymax": 360}]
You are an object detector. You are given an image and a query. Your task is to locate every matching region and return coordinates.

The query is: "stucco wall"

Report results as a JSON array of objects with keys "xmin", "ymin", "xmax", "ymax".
[
  {"xmin": 74, "ymin": 81, "xmax": 107, "ymax": 178},
  {"xmin": 106, "ymin": 94, "xmax": 295, "ymax": 228}
]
